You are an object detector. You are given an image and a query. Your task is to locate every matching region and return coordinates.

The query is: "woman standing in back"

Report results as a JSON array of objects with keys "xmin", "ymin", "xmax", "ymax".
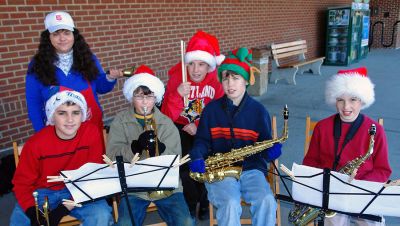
[{"xmin": 26, "ymin": 11, "xmax": 123, "ymax": 133}]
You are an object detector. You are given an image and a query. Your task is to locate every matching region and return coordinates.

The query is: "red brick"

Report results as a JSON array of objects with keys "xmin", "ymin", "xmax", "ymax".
[
  {"xmin": 370, "ymin": 0, "xmax": 400, "ymax": 48},
  {"xmin": 0, "ymin": 0, "xmax": 362, "ymax": 150}
]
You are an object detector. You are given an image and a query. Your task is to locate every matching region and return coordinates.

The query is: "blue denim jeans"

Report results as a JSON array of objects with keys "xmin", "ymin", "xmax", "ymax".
[
  {"xmin": 116, "ymin": 192, "xmax": 194, "ymax": 226},
  {"xmin": 205, "ymin": 169, "xmax": 277, "ymax": 226},
  {"xmin": 10, "ymin": 187, "xmax": 112, "ymax": 226}
]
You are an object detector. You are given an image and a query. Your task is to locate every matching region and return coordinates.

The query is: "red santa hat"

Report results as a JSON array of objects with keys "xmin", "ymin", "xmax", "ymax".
[
  {"xmin": 184, "ymin": 30, "xmax": 225, "ymax": 72},
  {"xmin": 325, "ymin": 67, "xmax": 375, "ymax": 109},
  {"xmin": 123, "ymin": 65, "xmax": 165, "ymax": 104}
]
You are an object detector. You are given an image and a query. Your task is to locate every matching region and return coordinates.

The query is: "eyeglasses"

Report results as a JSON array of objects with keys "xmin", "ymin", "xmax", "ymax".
[{"xmin": 133, "ymin": 95, "xmax": 156, "ymax": 101}]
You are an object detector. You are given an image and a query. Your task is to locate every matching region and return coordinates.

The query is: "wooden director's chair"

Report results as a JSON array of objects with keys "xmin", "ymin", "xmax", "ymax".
[{"xmin": 209, "ymin": 115, "xmax": 282, "ymax": 226}]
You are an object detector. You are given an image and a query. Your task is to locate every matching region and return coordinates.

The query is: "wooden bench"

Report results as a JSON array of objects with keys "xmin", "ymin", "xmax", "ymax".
[{"xmin": 270, "ymin": 40, "xmax": 325, "ymax": 85}]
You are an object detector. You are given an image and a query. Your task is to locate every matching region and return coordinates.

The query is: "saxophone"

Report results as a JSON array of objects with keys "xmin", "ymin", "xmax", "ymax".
[
  {"xmin": 288, "ymin": 124, "xmax": 377, "ymax": 226},
  {"xmin": 190, "ymin": 105, "xmax": 289, "ymax": 183},
  {"xmin": 142, "ymin": 107, "xmax": 173, "ymax": 199}
]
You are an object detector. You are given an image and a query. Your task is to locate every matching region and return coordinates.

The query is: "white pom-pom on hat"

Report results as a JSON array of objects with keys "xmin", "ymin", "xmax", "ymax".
[{"xmin": 325, "ymin": 67, "xmax": 375, "ymax": 110}]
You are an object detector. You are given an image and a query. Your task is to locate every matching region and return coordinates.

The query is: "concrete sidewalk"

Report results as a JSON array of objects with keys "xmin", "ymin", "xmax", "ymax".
[
  {"xmin": 255, "ymin": 48, "xmax": 400, "ymax": 226},
  {"xmin": 260, "ymin": 48, "xmax": 400, "ymax": 181},
  {"xmin": 1, "ymin": 49, "xmax": 399, "ymax": 225}
]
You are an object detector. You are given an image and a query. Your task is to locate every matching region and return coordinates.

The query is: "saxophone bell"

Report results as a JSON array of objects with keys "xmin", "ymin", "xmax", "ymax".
[
  {"xmin": 147, "ymin": 190, "xmax": 173, "ymax": 200},
  {"xmin": 325, "ymin": 210, "xmax": 336, "ymax": 218}
]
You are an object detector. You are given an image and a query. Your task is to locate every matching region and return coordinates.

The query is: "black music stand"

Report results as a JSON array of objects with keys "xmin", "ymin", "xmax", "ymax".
[
  {"xmin": 57, "ymin": 155, "xmax": 180, "ymax": 226},
  {"xmin": 271, "ymin": 162, "xmax": 393, "ymax": 226},
  {"xmin": 116, "ymin": 155, "xmax": 135, "ymax": 226}
]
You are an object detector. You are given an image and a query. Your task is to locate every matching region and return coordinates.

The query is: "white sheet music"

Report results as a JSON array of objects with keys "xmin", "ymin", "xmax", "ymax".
[
  {"xmin": 291, "ymin": 163, "xmax": 400, "ymax": 217},
  {"xmin": 60, "ymin": 155, "xmax": 180, "ymax": 203}
]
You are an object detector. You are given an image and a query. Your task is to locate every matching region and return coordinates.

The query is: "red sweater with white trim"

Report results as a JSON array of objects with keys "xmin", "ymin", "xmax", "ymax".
[{"xmin": 12, "ymin": 122, "xmax": 104, "ymax": 211}]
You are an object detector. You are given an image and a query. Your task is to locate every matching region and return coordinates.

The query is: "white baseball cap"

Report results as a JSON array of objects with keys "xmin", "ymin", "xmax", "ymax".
[{"xmin": 44, "ymin": 11, "xmax": 75, "ymax": 33}]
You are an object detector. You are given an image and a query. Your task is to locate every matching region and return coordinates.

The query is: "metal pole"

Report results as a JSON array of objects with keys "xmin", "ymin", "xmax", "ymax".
[{"xmin": 116, "ymin": 156, "xmax": 135, "ymax": 226}]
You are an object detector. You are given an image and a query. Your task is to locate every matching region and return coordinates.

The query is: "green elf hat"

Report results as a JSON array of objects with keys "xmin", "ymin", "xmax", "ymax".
[{"xmin": 218, "ymin": 47, "xmax": 260, "ymax": 85}]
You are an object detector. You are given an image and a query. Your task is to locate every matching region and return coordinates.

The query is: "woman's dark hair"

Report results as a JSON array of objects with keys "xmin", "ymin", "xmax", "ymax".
[{"xmin": 28, "ymin": 29, "xmax": 99, "ymax": 86}]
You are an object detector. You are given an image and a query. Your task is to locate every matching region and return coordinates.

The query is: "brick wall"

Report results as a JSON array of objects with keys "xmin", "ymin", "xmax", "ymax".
[
  {"xmin": 369, "ymin": 0, "xmax": 400, "ymax": 48},
  {"xmin": 0, "ymin": 0, "xmax": 351, "ymax": 151}
]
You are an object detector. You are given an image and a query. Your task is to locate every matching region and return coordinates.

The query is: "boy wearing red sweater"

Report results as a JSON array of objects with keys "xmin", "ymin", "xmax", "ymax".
[{"xmin": 10, "ymin": 90, "xmax": 112, "ymax": 226}]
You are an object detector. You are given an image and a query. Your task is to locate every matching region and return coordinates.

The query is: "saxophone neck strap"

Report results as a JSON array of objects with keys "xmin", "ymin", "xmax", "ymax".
[{"xmin": 332, "ymin": 114, "xmax": 364, "ymax": 170}]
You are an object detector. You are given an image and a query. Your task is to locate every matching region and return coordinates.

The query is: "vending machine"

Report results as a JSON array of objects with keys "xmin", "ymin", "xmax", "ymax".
[{"xmin": 325, "ymin": 4, "xmax": 370, "ymax": 65}]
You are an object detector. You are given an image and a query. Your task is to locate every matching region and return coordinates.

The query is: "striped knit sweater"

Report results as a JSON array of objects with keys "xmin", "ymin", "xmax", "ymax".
[{"xmin": 190, "ymin": 93, "xmax": 281, "ymax": 174}]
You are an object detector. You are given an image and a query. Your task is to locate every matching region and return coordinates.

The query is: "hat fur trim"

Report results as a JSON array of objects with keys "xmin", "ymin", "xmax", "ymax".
[
  {"xmin": 185, "ymin": 50, "xmax": 219, "ymax": 72},
  {"xmin": 325, "ymin": 73, "xmax": 375, "ymax": 110},
  {"xmin": 45, "ymin": 90, "xmax": 87, "ymax": 125},
  {"xmin": 123, "ymin": 73, "xmax": 165, "ymax": 104}
]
